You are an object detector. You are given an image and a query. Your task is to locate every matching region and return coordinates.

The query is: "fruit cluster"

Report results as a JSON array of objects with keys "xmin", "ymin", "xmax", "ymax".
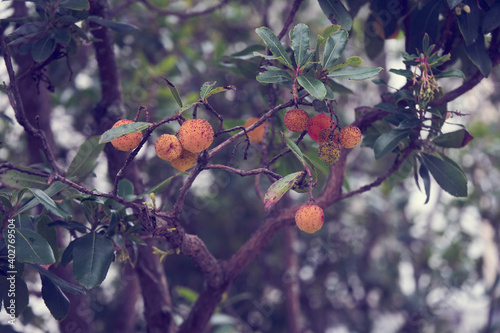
[
  {"xmin": 110, "ymin": 118, "xmax": 214, "ymax": 172},
  {"xmin": 281, "ymin": 109, "xmax": 362, "ymax": 166}
]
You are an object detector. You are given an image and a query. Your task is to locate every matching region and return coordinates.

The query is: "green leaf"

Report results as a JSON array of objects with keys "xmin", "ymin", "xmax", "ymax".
[
  {"xmin": 73, "ymin": 232, "xmax": 114, "ymax": 289},
  {"xmin": 434, "ymin": 69, "xmax": 466, "ymax": 79},
  {"xmin": 483, "ymin": 3, "xmax": 500, "ymax": 33},
  {"xmin": 321, "ymin": 30, "xmax": 348, "ymax": 70},
  {"xmin": 66, "ymin": 136, "xmax": 104, "ymax": 180},
  {"xmin": 32, "ymin": 264, "xmax": 85, "ymax": 294},
  {"xmin": 421, "ymin": 153, "xmax": 467, "ymax": 197},
  {"xmin": 48, "ymin": 220, "xmax": 88, "ymax": 233},
  {"xmin": 389, "ymin": 68, "xmax": 414, "ymax": 79},
  {"xmin": 0, "ymin": 169, "xmax": 48, "ymax": 189},
  {"xmin": 456, "ymin": 3, "xmax": 479, "ymax": 46},
  {"xmin": 87, "ymin": 16, "xmax": 139, "ymax": 34},
  {"xmin": 41, "ymin": 275, "xmax": 70, "ymax": 321},
  {"xmin": 373, "ymin": 129, "xmax": 411, "ymax": 159},
  {"xmin": 32, "ymin": 34, "xmax": 56, "ymax": 62},
  {"xmin": 432, "ymin": 129, "xmax": 474, "ymax": 148},
  {"xmin": 30, "ymin": 188, "xmax": 71, "ymax": 220},
  {"xmin": 255, "ymin": 27, "xmax": 293, "ymax": 69},
  {"xmin": 329, "ymin": 67, "xmax": 383, "ymax": 80},
  {"xmin": 200, "ymin": 81, "xmax": 217, "ymax": 99},
  {"xmin": 264, "ymin": 172, "xmax": 304, "ymax": 212},
  {"xmin": 296, "ymin": 75, "xmax": 327, "ymax": 100},
  {"xmin": 465, "ymin": 34, "xmax": 492, "ymax": 77},
  {"xmin": 257, "ymin": 69, "xmax": 293, "ymax": 83},
  {"xmin": 52, "ymin": 28, "xmax": 71, "ymax": 44},
  {"xmin": 36, "ymin": 215, "xmax": 58, "ymax": 261},
  {"xmin": 176, "ymin": 286, "xmax": 199, "ymax": 304},
  {"xmin": 3, "ymin": 227, "xmax": 55, "ymax": 265},
  {"xmin": 163, "ymin": 77, "xmax": 183, "ymax": 108},
  {"xmin": 317, "ymin": 0, "xmax": 353, "ymax": 30},
  {"xmin": 283, "ymin": 135, "xmax": 305, "ymax": 165},
  {"xmin": 59, "ymin": 0, "xmax": 89, "ymax": 10},
  {"xmin": 204, "ymin": 85, "xmax": 236, "ymax": 99},
  {"xmin": 17, "ymin": 181, "xmax": 68, "ymax": 215},
  {"xmin": 419, "ymin": 163, "xmax": 431, "ymax": 204},
  {"xmin": 99, "ymin": 122, "xmax": 149, "ymax": 144},
  {"xmin": 290, "ymin": 23, "xmax": 310, "ymax": 68}
]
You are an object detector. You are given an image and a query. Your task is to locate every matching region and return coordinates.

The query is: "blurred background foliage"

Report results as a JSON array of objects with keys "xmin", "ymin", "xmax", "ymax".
[{"xmin": 1, "ymin": 0, "xmax": 500, "ymax": 332}]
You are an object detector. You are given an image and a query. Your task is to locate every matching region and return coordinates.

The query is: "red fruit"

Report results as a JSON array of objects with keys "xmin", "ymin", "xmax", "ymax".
[{"xmin": 308, "ymin": 114, "xmax": 331, "ymax": 142}]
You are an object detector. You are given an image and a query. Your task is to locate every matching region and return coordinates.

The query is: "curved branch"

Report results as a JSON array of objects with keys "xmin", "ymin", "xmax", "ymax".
[
  {"xmin": 277, "ymin": 0, "xmax": 305, "ymax": 40},
  {"xmin": 205, "ymin": 164, "xmax": 282, "ymax": 180}
]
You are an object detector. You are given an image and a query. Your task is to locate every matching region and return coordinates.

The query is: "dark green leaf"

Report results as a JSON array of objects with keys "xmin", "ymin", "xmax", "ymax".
[
  {"xmin": 264, "ymin": 172, "xmax": 304, "ymax": 212},
  {"xmin": 41, "ymin": 275, "xmax": 70, "ymax": 321},
  {"xmin": 73, "ymin": 232, "xmax": 114, "ymax": 289},
  {"xmin": 255, "ymin": 27, "xmax": 293, "ymax": 69},
  {"xmin": 317, "ymin": 0, "xmax": 353, "ymax": 30},
  {"xmin": 257, "ymin": 69, "xmax": 293, "ymax": 83},
  {"xmin": 456, "ymin": 2, "xmax": 479, "ymax": 46},
  {"xmin": 389, "ymin": 68, "xmax": 413, "ymax": 79},
  {"xmin": 36, "ymin": 215, "xmax": 58, "ymax": 261},
  {"xmin": 419, "ymin": 163, "xmax": 431, "ymax": 204},
  {"xmin": 59, "ymin": 0, "xmax": 89, "ymax": 10},
  {"xmin": 397, "ymin": 118, "xmax": 422, "ymax": 129},
  {"xmin": 283, "ymin": 135, "xmax": 306, "ymax": 165},
  {"xmin": 17, "ymin": 181, "xmax": 68, "ymax": 215},
  {"xmin": 61, "ymin": 240, "xmax": 74, "ymax": 266},
  {"xmin": 29, "ymin": 188, "xmax": 71, "ymax": 220},
  {"xmin": 48, "ymin": 220, "xmax": 88, "ymax": 233},
  {"xmin": 290, "ymin": 23, "xmax": 310, "ymax": 68},
  {"xmin": 0, "ymin": 169, "xmax": 48, "ymax": 190},
  {"xmin": 87, "ymin": 16, "xmax": 139, "ymax": 34},
  {"xmin": 3, "ymin": 227, "xmax": 55, "ymax": 265},
  {"xmin": 66, "ymin": 136, "xmax": 104, "ymax": 180},
  {"xmin": 141, "ymin": 173, "xmax": 188, "ymax": 196},
  {"xmin": 421, "ymin": 153, "xmax": 467, "ymax": 197},
  {"xmin": 483, "ymin": 3, "xmax": 500, "ymax": 33},
  {"xmin": 373, "ymin": 129, "xmax": 411, "ymax": 159},
  {"xmin": 312, "ymin": 99, "xmax": 329, "ymax": 114},
  {"xmin": 204, "ymin": 85, "xmax": 236, "ymax": 99},
  {"xmin": 465, "ymin": 34, "xmax": 492, "ymax": 77},
  {"xmin": 432, "ymin": 129, "xmax": 474, "ymax": 148},
  {"xmin": 297, "ymin": 75, "xmax": 327, "ymax": 100},
  {"xmin": 52, "ymin": 28, "xmax": 71, "ymax": 44},
  {"xmin": 32, "ymin": 34, "xmax": 56, "ymax": 62},
  {"xmin": 328, "ymin": 67, "xmax": 383, "ymax": 80},
  {"xmin": 322, "ymin": 30, "xmax": 348, "ymax": 70},
  {"xmin": 99, "ymin": 122, "xmax": 149, "ymax": 144},
  {"xmin": 434, "ymin": 69, "xmax": 466, "ymax": 79},
  {"xmin": 163, "ymin": 77, "xmax": 183, "ymax": 108}
]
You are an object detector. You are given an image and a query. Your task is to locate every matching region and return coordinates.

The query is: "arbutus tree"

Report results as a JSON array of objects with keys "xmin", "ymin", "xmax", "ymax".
[{"xmin": 1, "ymin": 0, "xmax": 500, "ymax": 332}]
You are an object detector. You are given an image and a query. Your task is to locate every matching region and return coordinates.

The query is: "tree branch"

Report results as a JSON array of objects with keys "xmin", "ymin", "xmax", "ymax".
[{"xmin": 140, "ymin": 0, "xmax": 232, "ymax": 19}]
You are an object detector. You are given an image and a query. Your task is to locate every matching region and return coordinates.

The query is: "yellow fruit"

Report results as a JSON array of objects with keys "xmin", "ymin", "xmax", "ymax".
[
  {"xmin": 295, "ymin": 205, "xmax": 324, "ymax": 233},
  {"xmin": 169, "ymin": 148, "xmax": 198, "ymax": 172},
  {"xmin": 155, "ymin": 134, "xmax": 182, "ymax": 161},
  {"xmin": 339, "ymin": 125, "xmax": 362, "ymax": 149},
  {"xmin": 243, "ymin": 117, "xmax": 265, "ymax": 143},
  {"xmin": 110, "ymin": 119, "xmax": 143, "ymax": 152},
  {"xmin": 284, "ymin": 108, "xmax": 309, "ymax": 132},
  {"xmin": 178, "ymin": 119, "xmax": 214, "ymax": 153},
  {"xmin": 318, "ymin": 142, "xmax": 341, "ymax": 165},
  {"xmin": 308, "ymin": 114, "xmax": 331, "ymax": 142}
]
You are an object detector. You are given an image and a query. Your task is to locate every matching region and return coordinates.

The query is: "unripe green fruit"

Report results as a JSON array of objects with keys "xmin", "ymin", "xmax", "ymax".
[
  {"xmin": 339, "ymin": 125, "xmax": 362, "ymax": 149},
  {"xmin": 179, "ymin": 118, "xmax": 214, "ymax": 153},
  {"xmin": 295, "ymin": 204, "xmax": 324, "ymax": 233},
  {"xmin": 110, "ymin": 119, "xmax": 143, "ymax": 152},
  {"xmin": 155, "ymin": 134, "xmax": 182, "ymax": 161},
  {"xmin": 308, "ymin": 114, "xmax": 331, "ymax": 142},
  {"xmin": 284, "ymin": 108, "xmax": 309, "ymax": 132},
  {"xmin": 169, "ymin": 148, "xmax": 198, "ymax": 172},
  {"xmin": 318, "ymin": 142, "xmax": 341, "ymax": 165}
]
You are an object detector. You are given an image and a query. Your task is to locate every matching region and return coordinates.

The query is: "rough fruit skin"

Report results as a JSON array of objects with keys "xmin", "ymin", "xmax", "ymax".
[
  {"xmin": 318, "ymin": 142, "xmax": 341, "ymax": 165},
  {"xmin": 110, "ymin": 119, "xmax": 143, "ymax": 152},
  {"xmin": 244, "ymin": 117, "xmax": 265, "ymax": 143},
  {"xmin": 318, "ymin": 128, "xmax": 339, "ymax": 144},
  {"xmin": 339, "ymin": 125, "xmax": 362, "ymax": 149},
  {"xmin": 178, "ymin": 119, "xmax": 214, "ymax": 153},
  {"xmin": 155, "ymin": 134, "xmax": 182, "ymax": 161},
  {"xmin": 284, "ymin": 108, "xmax": 309, "ymax": 132},
  {"xmin": 169, "ymin": 148, "xmax": 198, "ymax": 172},
  {"xmin": 308, "ymin": 114, "xmax": 331, "ymax": 142},
  {"xmin": 295, "ymin": 205, "xmax": 324, "ymax": 233}
]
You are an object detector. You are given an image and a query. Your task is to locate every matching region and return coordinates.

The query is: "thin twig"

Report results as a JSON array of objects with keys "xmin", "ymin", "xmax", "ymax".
[{"xmin": 205, "ymin": 164, "xmax": 282, "ymax": 180}]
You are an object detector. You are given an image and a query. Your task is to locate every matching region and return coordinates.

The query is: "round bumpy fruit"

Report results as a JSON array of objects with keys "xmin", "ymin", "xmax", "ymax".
[
  {"xmin": 178, "ymin": 119, "xmax": 214, "ymax": 153},
  {"xmin": 110, "ymin": 119, "xmax": 143, "ymax": 152},
  {"xmin": 339, "ymin": 125, "xmax": 362, "ymax": 149},
  {"xmin": 244, "ymin": 117, "xmax": 265, "ymax": 143},
  {"xmin": 318, "ymin": 142, "xmax": 341, "ymax": 165},
  {"xmin": 308, "ymin": 114, "xmax": 331, "ymax": 142},
  {"xmin": 155, "ymin": 134, "xmax": 182, "ymax": 161},
  {"xmin": 169, "ymin": 148, "xmax": 198, "ymax": 172},
  {"xmin": 295, "ymin": 205, "xmax": 324, "ymax": 233},
  {"xmin": 284, "ymin": 108, "xmax": 309, "ymax": 132},
  {"xmin": 317, "ymin": 128, "xmax": 339, "ymax": 144}
]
